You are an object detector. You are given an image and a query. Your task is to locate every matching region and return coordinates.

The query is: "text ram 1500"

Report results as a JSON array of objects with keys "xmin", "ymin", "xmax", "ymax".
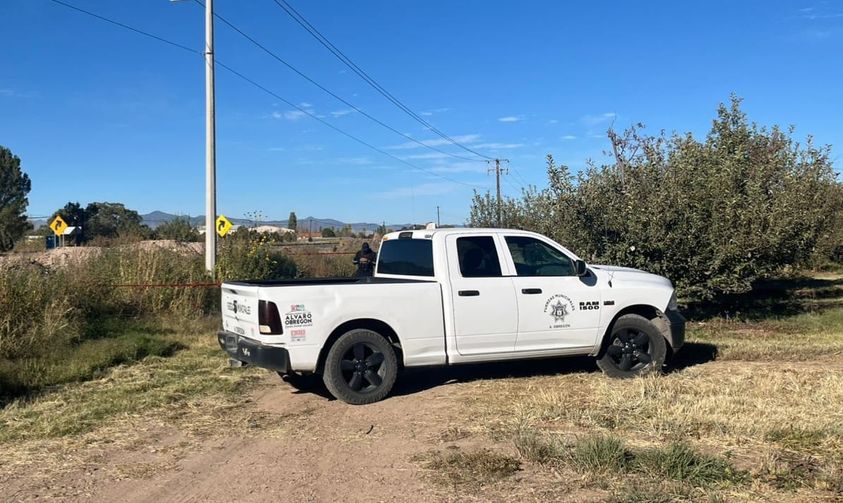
[{"xmin": 218, "ymin": 228, "xmax": 685, "ymax": 404}]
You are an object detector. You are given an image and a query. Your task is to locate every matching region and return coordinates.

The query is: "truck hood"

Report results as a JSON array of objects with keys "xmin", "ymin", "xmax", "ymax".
[{"xmin": 591, "ymin": 264, "xmax": 673, "ymax": 289}]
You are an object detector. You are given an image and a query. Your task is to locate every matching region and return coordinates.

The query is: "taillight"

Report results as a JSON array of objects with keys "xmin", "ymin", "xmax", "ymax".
[{"xmin": 258, "ymin": 300, "xmax": 283, "ymax": 335}]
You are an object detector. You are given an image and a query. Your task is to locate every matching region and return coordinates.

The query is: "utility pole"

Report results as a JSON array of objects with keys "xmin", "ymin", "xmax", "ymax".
[
  {"xmin": 487, "ymin": 159, "xmax": 509, "ymax": 227},
  {"xmin": 204, "ymin": 0, "xmax": 217, "ymax": 274},
  {"xmin": 436, "ymin": 206, "xmax": 440, "ymax": 227}
]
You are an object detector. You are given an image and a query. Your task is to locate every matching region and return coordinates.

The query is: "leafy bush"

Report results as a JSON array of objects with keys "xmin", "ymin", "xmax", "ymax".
[
  {"xmin": 216, "ymin": 232, "xmax": 297, "ymax": 282},
  {"xmin": 153, "ymin": 217, "xmax": 199, "ymax": 242},
  {"xmin": 470, "ymin": 97, "xmax": 841, "ymax": 299}
]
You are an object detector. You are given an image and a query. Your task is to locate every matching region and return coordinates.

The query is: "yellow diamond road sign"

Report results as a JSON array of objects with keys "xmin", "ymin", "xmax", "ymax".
[
  {"xmin": 215, "ymin": 215, "xmax": 233, "ymax": 237},
  {"xmin": 49, "ymin": 215, "xmax": 68, "ymax": 236}
]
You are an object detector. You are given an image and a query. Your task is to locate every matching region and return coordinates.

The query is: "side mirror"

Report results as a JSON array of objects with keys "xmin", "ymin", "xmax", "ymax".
[{"xmin": 574, "ymin": 259, "xmax": 588, "ymax": 276}]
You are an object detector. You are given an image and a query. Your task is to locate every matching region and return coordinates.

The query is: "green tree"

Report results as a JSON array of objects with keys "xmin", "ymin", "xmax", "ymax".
[
  {"xmin": 0, "ymin": 146, "xmax": 32, "ymax": 251},
  {"xmin": 155, "ymin": 217, "xmax": 199, "ymax": 242},
  {"xmin": 469, "ymin": 97, "xmax": 841, "ymax": 299},
  {"xmin": 321, "ymin": 227, "xmax": 336, "ymax": 238},
  {"xmin": 84, "ymin": 202, "xmax": 150, "ymax": 241},
  {"xmin": 287, "ymin": 211, "xmax": 297, "ymax": 232}
]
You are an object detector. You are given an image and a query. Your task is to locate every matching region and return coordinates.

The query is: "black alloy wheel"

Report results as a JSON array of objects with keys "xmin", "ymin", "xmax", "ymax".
[
  {"xmin": 605, "ymin": 328, "xmax": 653, "ymax": 371},
  {"xmin": 323, "ymin": 328, "xmax": 398, "ymax": 404},
  {"xmin": 340, "ymin": 342, "xmax": 386, "ymax": 392},
  {"xmin": 596, "ymin": 314, "xmax": 667, "ymax": 378}
]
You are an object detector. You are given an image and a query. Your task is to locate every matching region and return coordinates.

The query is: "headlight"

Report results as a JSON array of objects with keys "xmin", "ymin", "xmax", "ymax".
[{"xmin": 667, "ymin": 292, "xmax": 678, "ymax": 311}]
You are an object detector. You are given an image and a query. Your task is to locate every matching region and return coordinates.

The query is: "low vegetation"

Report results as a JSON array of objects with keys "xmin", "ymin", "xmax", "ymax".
[
  {"xmin": 0, "ymin": 234, "xmax": 305, "ymax": 402},
  {"xmin": 417, "ymin": 448, "xmax": 521, "ymax": 486}
]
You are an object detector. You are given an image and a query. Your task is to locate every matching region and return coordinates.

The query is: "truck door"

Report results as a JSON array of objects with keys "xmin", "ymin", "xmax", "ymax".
[
  {"xmin": 503, "ymin": 235, "xmax": 601, "ymax": 351},
  {"xmin": 446, "ymin": 234, "xmax": 518, "ymax": 355}
]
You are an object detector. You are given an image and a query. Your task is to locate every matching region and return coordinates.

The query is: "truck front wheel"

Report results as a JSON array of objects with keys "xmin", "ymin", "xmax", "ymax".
[
  {"xmin": 322, "ymin": 329, "xmax": 398, "ymax": 405},
  {"xmin": 596, "ymin": 314, "xmax": 667, "ymax": 378}
]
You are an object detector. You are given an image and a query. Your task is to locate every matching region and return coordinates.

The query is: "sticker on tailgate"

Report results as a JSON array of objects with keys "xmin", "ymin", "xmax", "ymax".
[
  {"xmin": 225, "ymin": 299, "xmax": 251, "ymax": 315},
  {"xmin": 285, "ymin": 304, "xmax": 313, "ymax": 327}
]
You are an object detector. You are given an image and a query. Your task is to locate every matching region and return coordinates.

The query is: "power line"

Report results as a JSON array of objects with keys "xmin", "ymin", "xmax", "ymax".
[
  {"xmin": 196, "ymin": 0, "xmax": 483, "ymax": 164},
  {"xmin": 47, "ymin": 0, "xmax": 485, "ymax": 189},
  {"xmin": 268, "ymin": 0, "xmax": 495, "ymax": 161},
  {"xmin": 214, "ymin": 61, "xmax": 485, "ymax": 188},
  {"xmin": 48, "ymin": 0, "xmax": 198, "ymax": 55}
]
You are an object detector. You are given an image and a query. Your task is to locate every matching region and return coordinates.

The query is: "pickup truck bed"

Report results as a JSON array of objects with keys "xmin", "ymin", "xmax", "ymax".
[{"xmin": 220, "ymin": 276, "xmax": 448, "ymax": 375}]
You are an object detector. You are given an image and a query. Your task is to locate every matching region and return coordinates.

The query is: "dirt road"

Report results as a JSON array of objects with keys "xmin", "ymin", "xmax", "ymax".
[{"xmin": 4, "ymin": 360, "xmax": 590, "ymax": 503}]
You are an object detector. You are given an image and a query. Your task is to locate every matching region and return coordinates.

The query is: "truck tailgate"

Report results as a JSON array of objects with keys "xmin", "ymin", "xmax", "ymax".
[{"xmin": 221, "ymin": 284, "xmax": 260, "ymax": 340}]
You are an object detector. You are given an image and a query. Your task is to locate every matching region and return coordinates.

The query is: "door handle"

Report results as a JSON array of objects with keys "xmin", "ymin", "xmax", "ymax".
[
  {"xmin": 521, "ymin": 288, "xmax": 543, "ymax": 295},
  {"xmin": 458, "ymin": 290, "xmax": 480, "ymax": 297}
]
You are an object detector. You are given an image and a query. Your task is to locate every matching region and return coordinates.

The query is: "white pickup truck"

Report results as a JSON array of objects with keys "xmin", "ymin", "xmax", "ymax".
[{"xmin": 218, "ymin": 228, "xmax": 685, "ymax": 404}]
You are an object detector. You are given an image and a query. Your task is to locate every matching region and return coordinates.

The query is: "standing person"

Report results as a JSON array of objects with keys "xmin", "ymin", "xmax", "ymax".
[{"xmin": 353, "ymin": 242, "xmax": 377, "ymax": 277}]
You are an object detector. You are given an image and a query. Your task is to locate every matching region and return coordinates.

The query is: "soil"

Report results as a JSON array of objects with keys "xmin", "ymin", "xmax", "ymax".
[{"xmin": 0, "ymin": 366, "xmax": 562, "ymax": 503}]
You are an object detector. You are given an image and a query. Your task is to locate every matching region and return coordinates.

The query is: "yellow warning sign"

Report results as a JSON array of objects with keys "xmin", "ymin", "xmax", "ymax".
[
  {"xmin": 215, "ymin": 215, "xmax": 233, "ymax": 237},
  {"xmin": 49, "ymin": 215, "xmax": 68, "ymax": 236}
]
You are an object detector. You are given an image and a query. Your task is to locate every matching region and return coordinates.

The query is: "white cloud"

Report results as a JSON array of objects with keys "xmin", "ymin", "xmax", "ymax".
[
  {"xmin": 498, "ymin": 116, "xmax": 523, "ymax": 123},
  {"xmin": 400, "ymin": 152, "xmax": 452, "ymax": 160},
  {"xmin": 386, "ymin": 134, "xmax": 482, "ymax": 150},
  {"xmin": 272, "ymin": 110, "xmax": 308, "ymax": 121},
  {"xmin": 298, "ymin": 102, "xmax": 312, "ymax": 108},
  {"xmin": 420, "ymin": 107, "xmax": 451, "ymax": 116},
  {"xmin": 581, "ymin": 112, "xmax": 617, "ymax": 127},
  {"xmin": 547, "ymin": 119, "xmax": 559, "ymax": 124},
  {"xmin": 330, "ymin": 109, "xmax": 356, "ymax": 117},
  {"xmin": 376, "ymin": 182, "xmax": 459, "ymax": 199},
  {"xmin": 429, "ymin": 162, "xmax": 487, "ymax": 174},
  {"xmin": 267, "ymin": 147, "xmax": 286, "ymax": 152},
  {"xmin": 471, "ymin": 142, "xmax": 524, "ymax": 149},
  {"xmin": 561, "ymin": 135, "xmax": 577, "ymax": 140},
  {"xmin": 337, "ymin": 156, "xmax": 372, "ymax": 165}
]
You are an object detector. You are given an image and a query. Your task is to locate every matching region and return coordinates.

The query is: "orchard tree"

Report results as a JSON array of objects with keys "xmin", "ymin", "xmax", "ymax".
[
  {"xmin": 155, "ymin": 216, "xmax": 199, "ymax": 242},
  {"xmin": 0, "ymin": 146, "xmax": 32, "ymax": 251},
  {"xmin": 468, "ymin": 96, "xmax": 841, "ymax": 299}
]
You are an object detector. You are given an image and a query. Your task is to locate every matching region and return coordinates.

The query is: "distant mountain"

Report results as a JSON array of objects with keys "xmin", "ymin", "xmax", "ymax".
[{"xmin": 139, "ymin": 211, "xmax": 417, "ymax": 233}]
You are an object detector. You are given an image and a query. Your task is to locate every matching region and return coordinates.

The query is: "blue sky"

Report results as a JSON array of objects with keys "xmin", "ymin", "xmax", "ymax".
[{"xmin": 1, "ymin": 1, "xmax": 841, "ymax": 225}]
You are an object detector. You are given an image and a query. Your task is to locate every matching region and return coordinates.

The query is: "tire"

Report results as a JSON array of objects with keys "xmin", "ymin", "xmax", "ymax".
[
  {"xmin": 596, "ymin": 314, "xmax": 667, "ymax": 378},
  {"xmin": 276, "ymin": 371, "xmax": 321, "ymax": 391},
  {"xmin": 322, "ymin": 329, "xmax": 398, "ymax": 405}
]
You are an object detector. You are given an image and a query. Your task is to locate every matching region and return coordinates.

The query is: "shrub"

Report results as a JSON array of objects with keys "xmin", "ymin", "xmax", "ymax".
[
  {"xmin": 217, "ymin": 233, "xmax": 297, "ymax": 282},
  {"xmin": 469, "ymin": 96, "xmax": 841, "ymax": 299}
]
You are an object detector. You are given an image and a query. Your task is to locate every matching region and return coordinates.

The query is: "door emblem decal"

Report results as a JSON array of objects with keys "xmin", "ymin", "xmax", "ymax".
[{"xmin": 544, "ymin": 294, "xmax": 575, "ymax": 328}]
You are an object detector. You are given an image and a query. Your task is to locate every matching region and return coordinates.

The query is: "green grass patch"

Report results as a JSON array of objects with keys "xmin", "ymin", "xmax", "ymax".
[
  {"xmin": 514, "ymin": 430, "xmax": 739, "ymax": 489},
  {"xmin": 417, "ymin": 448, "xmax": 521, "ymax": 486},
  {"xmin": 0, "ymin": 317, "xmax": 185, "ymax": 403},
  {"xmin": 634, "ymin": 442, "xmax": 739, "ymax": 486},
  {"xmin": 0, "ymin": 329, "xmax": 265, "ymax": 442},
  {"xmin": 570, "ymin": 434, "xmax": 631, "ymax": 473}
]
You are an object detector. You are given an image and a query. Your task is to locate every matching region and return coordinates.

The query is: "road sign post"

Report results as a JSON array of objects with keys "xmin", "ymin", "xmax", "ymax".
[
  {"xmin": 216, "ymin": 215, "xmax": 232, "ymax": 237},
  {"xmin": 49, "ymin": 216, "xmax": 68, "ymax": 238}
]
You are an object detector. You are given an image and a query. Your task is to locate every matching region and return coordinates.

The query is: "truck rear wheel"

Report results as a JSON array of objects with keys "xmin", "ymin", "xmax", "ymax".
[
  {"xmin": 322, "ymin": 329, "xmax": 398, "ymax": 405},
  {"xmin": 596, "ymin": 314, "xmax": 666, "ymax": 378}
]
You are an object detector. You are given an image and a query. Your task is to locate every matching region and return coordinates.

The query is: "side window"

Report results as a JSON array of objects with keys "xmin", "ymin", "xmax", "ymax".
[
  {"xmin": 457, "ymin": 236, "xmax": 502, "ymax": 278},
  {"xmin": 505, "ymin": 236, "xmax": 575, "ymax": 277}
]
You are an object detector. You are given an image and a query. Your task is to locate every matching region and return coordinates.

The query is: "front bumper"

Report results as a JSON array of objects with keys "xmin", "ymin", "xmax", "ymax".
[
  {"xmin": 217, "ymin": 330, "xmax": 290, "ymax": 373},
  {"xmin": 665, "ymin": 309, "xmax": 686, "ymax": 351}
]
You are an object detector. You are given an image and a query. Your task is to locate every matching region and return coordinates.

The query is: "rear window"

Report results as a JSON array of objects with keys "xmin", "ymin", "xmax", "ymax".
[{"xmin": 377, "ymin": 239, "xmax": 434, "ymax": 277}]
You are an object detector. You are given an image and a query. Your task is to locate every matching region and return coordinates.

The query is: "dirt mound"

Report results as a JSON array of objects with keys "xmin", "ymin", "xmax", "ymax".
[{"xmin": 0, "ymin": 241, "xmax": 203, "ymax": 270}]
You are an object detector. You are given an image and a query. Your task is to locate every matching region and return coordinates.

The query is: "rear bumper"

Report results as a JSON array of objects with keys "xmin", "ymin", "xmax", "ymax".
[
  {"xmin": 217, "ymin": 330, "xmax": 291, "ymax": 373},
  {"xmin": 665, "ymin": 309, "xmax": 686, "ymax": 351}
]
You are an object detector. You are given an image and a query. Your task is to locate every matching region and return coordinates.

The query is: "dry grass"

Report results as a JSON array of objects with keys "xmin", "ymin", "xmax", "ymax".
[
  {"xmin": 462, "ymin": 274, "xmax": 843, "ymax": 501},
  {"xmin": 416, "ymin": 448, "xmax": 521, "ymax": 486}
]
